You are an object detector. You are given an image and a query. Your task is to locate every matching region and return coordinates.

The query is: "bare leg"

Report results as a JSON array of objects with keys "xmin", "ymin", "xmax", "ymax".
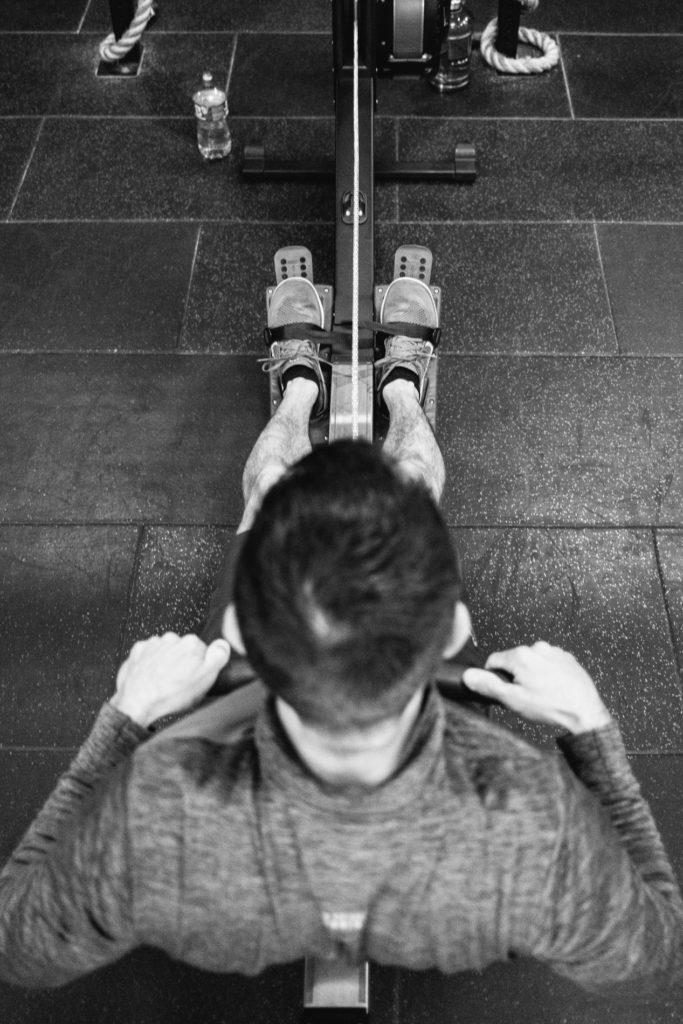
[
  {"xmin": 238, "ymin": 377, "xmax": 318, "ymax": 533},
  {"xmin": 382, "ymin": 378, "xmax": 445, "ymax": 504}
]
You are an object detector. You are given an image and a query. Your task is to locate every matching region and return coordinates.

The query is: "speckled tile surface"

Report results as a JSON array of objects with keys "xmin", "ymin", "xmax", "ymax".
[
  {"xmin": 597, "ymin": 225, "xmax": 683, "ymax": 355},
  {"xmin": 0, "ymin": 354, "xmax": 265, "ymax": 524},
  {"xmin": 397, "ymin": 119, "xmax": 683, "ymax": 222},
  {"xmin": 0, "ymin": 526, "xmax": 138, "ymax": 746},
  {"xmin": 0, "ymin": 34, "xmax": 236, "ymax": 118},
  {"xmin": 0, "ymin": 0, "xmax": 88, "ymax": 32},
  {"xmin": 84, "ymin": 0, "xmax": 331, "ymax": 33},
  {"xmin": 437, "ymin": 356, "xmax": 683, "ymax": 527},
  {"xmin": 377, "ymin": 46, "xmax": 570, "ymax": 118},
  {"xmin": 0, "ymin": 120, "xmax": 40, "ymax": 219},
  {"xmin": 0, "ymin": 223, "xmax": 199, "ymax": 351},
  {"xmin": 655, "ymin": 530, "xmax": 683, "ymax": 672},
  {"xmin": 181, "ymin": 222, "xmax": 335, "ymax": 353},
  {"xmin": 531, "ymin": 0, "xmax": 683, "ymax": 33},
  {"xmin": 561, "ymin": 35, "xmax": 683, "ymax": 119},
  {"xmin": 0, "ymin": 954, "xmax": 305, "ymax": 1024},
  {"xmin": 394, "ymin": 955, "xmax": 681, "ymax": 1024},
  {"xmin": 377, "ymin": 222, "xmax": 616, "ymax": 353},
  {"xmin": 123, "ymin": 525, "xmax": 231, "ymax": 646},
  {"xmin": 10, "ymin": 117, "xmax": 397, "ymax": 222},
  {"xmin": 453, "ymin": 527, "xmax": 682, "ymax": 751}
]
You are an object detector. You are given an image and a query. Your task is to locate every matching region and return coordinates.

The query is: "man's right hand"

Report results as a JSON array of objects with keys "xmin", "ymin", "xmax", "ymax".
[{"xmin": 462, "ymin": 641, "xmax": 613, "ymax": 735}]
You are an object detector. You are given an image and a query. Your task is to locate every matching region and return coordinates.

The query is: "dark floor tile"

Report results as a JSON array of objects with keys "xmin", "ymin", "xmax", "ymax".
[
  {"xmin": 438, "ymin": 356, "xmax": 683, "ymax": 528},
  {"xmin": 0, "ymin": 223, "xmax": 199, "ymax": 351},
  {"xmin": 529, "ymin": 0, "xmax": 683, "ymax": 33},
  {"xmin": 454, "ymin": 527, "xmax": 682, "ymax": 751},
  {"xmin": 377, "ymin": 46, "xmax": 570, "ymax": 118},
  {"xmin": 631, "ymin": 753, "xmax": 683, "ymax": 881},
  {"xmin": 0, "ymin": 120, "xmax": 40, "ymax": 220},
  {"xmin": 395, "ymin": 956, "xmax": 680, "ymax": 1024},
  {"xmin": 84, "ymin": 0, "xmax": 331, "ymax": 32},
  {"xmin": 655, "ymin": 530, "xmax": 683, "ymax": 671},
  {"xmin": 0, "ymin": 0, "xmax": 88, "ymax": 31},
  {"xmin": 0, "ymin": 526, "xmax": 138, "ymax": 746},
  {"xmin": 377, "ymin": 222, "xmax": 616, "ymax": 353},
  {"xmin": 231, "ymin": 34, "xmax": 332, "ymax": 117},
  {"xmin": 181, "ymin": 223, "xmax": 336, "ymax": 353},
  {"xmin": 0, "ymin": 749, "xmax": 73, "ymax": 862},
  {"xmin": 11, "ymin": 117, "xmax": 397, "ymax": 222},
  {"xmin": 397, "ymin": 119, "xmax": 682, "ymax": 222},
  {"xmin": 184, "ymin": 220, "xmax": 615, "ymax": 356},
  {"xmin": 562, "ymin": 35, "xmax": 683, "ymax": 119},
  {"xmin": 123, "ymin": 526, "xmax": 231, "ymax": 646},
  {"xmin": 597, "ymin": 225, "xmax": 683, "ymax": 355},
  {"xmin": 0, "ymin": 952, "xmax": 303, "ymax": 1024},
  {"xmin": 0, "ymin": 34, "xmax": 235, "ymax": 118},
  {"xmin": 0, "ymin": 353, "xmax": 265, "ymax": 524}
]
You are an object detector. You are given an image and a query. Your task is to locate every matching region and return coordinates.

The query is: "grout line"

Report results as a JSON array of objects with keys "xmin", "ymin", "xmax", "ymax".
[
  {"xmin": 3, "ymin": 218, "xmax": 682, "ymax": 227},
  {"xmin": 652, "ymin": 528, "xmax": 683, "ymax": 686},
  {"xmin": 77, "ymin": 0, "xmax": 94, "ymax": 35},
  {"xmin": 177, "ymin": 224, "xmax": 203, "ymax": 350},
  {"xmin": 1, "ymin": 522, "xmax": 683, "ymax": 532},
  {"xmin": 225, "ymin": 32, "xmax": 239, "ymax": 94},
  {"xmin": 1, "ymin": 350, "xmax": 683, "ymax": 360},
  {"xmin": 115, "ymin": 523, "xmax": 146, "ymax": 664},
  {"xmin": 591, "ymin": 220, "xmax": 620, "ymax": 354},
  {"xmin": 557, "ymin": 35, "xmax": 575, "ymax": 120},
  {"xmin": 0, "ymin": 746, "xmax": 79, "ymax": 753},
  {"xmin": 6, "ymin": 118, "xmax": 44, "ymax": 221}
]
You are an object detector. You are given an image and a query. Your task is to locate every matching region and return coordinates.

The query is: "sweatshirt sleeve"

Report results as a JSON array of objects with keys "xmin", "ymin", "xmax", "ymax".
[
  {"xmin": 0, "ymin": 703, "xmax": 148, "ymax": 988},
  {"xmin": 532, "ymin": 727, "xmax": 683, "ymax": 997}
]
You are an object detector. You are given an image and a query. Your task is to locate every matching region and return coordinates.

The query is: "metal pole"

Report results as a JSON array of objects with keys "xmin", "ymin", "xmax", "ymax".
[{"xmin": 495, "ymin": 0, "xmax": 522, "ymax": 58}]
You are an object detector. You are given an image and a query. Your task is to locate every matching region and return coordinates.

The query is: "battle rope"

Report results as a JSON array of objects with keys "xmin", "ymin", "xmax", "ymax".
[
  {"xmin": 99, "ymin": 0, "xmax": 155, "ymax": 63},
  {"xmin": 351, "ymin": 0, "xmax": 361, "ymax": 440},
  {"xmin": 480, "ymin": 0, "xmax": 559, "ymax": 75}
]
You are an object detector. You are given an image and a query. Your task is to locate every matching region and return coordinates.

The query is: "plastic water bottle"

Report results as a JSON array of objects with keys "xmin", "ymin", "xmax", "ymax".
[
  {"xmin": 429, "ymin": 0, "xmax": 474, "ymax": 92},
  {"xmin": 193, "ymin": 71, "xmax": 232, "ymax": 159}
]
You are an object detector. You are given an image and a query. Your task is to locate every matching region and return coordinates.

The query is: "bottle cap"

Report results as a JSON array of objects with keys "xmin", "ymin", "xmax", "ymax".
[{"xmin": 202, "ymin": 71, "xmax": 213, "ymax": 87}]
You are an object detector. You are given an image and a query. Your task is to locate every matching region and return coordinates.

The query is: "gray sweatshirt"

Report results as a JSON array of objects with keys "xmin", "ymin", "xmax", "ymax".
[{"xmin": 0, "ymin": 682, "xmax": 681, "ymax": 999}]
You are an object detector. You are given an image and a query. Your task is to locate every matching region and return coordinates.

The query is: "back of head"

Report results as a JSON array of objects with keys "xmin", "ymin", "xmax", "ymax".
[{"xmin": 234, "ymin": 441, "xmax": 462, "ymax": 731}]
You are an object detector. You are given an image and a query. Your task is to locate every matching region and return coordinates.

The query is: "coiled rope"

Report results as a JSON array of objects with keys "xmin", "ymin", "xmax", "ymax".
[
  {"xmin": 480, "ymin": 0, "xmax": 559, "ymax": 75},
  {"xmin": 99, "ymin": 0, "xmax": 155, "ymax": 63}
]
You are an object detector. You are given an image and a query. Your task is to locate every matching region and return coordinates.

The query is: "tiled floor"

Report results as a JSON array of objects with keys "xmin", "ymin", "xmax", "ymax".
[{"xmin": 0, "ymin": 1, "xmax": 682, "ymax": 1021}]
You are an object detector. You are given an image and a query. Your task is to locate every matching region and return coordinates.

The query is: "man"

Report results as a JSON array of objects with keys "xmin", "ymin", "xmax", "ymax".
[{"xmin": 0, "ymin": 274, "xmax": 681, "ymax": 996}]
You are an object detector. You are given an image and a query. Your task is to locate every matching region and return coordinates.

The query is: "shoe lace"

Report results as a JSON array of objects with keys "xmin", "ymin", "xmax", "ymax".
[{"xmin": 258, "ymin": 342, "xmax": 333, "ymax": 375}]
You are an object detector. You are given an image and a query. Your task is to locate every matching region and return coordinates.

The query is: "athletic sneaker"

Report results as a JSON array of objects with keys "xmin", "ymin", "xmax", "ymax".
[
  {"xmin": 260, "ymin": 277, "xmax": 329, "ymax": 418},
  {"xmin": 375, "ymin": 277, "xmax": 439, "ymax": 406}
]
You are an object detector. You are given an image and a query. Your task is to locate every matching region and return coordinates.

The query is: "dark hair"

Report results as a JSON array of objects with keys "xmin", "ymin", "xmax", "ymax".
[{"xmin": 234, "ymin": 441, "xmax": 462, "ymax": 731}]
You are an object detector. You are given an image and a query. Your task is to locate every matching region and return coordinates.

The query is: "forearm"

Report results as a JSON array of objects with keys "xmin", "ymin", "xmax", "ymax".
[
  {"xmin": 558, "ymin": 721, "xmax": 682, "ymax": 901},
  {"xmin": 0, "ymin": 704, "xmax": 147, "ymax": 987},
  {"xmin": 2, "ymin": 704, "xmax": 147, "ymax": 876}
]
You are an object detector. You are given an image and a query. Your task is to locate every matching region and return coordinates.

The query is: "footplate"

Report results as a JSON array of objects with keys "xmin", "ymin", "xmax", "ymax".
[
  {"xmin": 266, "ymin": 246, "xmax": 334, "ymax": 441},
  {"xmin": 374, "ymin": 246, "xmax": 440, "ymax": 436}
]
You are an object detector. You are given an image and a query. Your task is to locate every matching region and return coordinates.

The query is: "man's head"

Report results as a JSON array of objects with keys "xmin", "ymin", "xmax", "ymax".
[{"xmin": 230, "ymin": 440, "xmax": 466, "ymax": 733}]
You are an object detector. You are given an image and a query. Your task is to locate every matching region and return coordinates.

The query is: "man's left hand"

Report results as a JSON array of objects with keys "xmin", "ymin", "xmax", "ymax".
[{"xmin": 110, "ymin": 633, "xmax": 231, "ymax": 728}]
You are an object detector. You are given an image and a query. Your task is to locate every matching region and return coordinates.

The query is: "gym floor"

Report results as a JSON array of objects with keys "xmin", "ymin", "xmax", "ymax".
[{"xmin": 0, "ymin": 1, "xmax": 682, "ymax": 1021}]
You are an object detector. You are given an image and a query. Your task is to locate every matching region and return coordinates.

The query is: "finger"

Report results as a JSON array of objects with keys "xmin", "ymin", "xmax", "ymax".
[
  {"xmin": 204, "ymin": 639, "xmax": 231, "ymax": 672},
  {"xmin": 462, "ymin": 668, "xmax": 511, "ymax": 702},
  {"xmin": 484, "ymin": 647, "xmax": 530, "ymax": 677}
]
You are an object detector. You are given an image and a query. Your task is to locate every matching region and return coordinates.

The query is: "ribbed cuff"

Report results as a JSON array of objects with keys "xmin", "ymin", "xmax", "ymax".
[
  {"xmin": 73, "ymin": 703, "xmax": 151, "ymax": 775},
  {"xmin": 557, "ymin": 719, "xmax": 635, "ymax": 792}
]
